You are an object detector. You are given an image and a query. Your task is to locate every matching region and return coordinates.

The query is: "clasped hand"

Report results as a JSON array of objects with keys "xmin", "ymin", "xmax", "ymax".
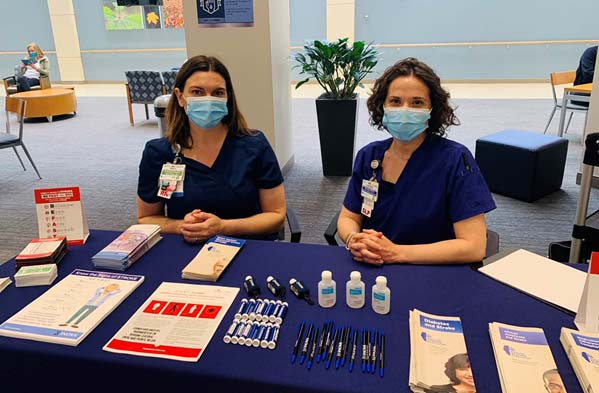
[
  {"xmin": 347, "ymin": 229, "xmax": 398, "ymax": 265},
  {"xmin": 180, "ymin": 209, "xmax": 224, "ymax": 243}
]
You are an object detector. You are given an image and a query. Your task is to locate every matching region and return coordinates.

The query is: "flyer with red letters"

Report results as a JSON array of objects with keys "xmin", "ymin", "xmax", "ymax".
[
  {"xmin": 34, "ymin": 186, "xmax": 89, "ymax": 245},
  {"xmin": 104, "ymin": 282, "xmax": 238, "ymax": 362}
]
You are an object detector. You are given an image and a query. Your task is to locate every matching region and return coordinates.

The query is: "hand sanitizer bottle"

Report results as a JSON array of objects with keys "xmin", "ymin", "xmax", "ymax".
[
  {"xmin": 346, "ymin": 271, "xmax": 365, "ymax": 309},
  {"xmin": 372, "ymin": 276, "xmax": 390, "ymax": 315},
  {"xmin": 318, "ymin": 270, "xmax": 336, "ymax": 308}
]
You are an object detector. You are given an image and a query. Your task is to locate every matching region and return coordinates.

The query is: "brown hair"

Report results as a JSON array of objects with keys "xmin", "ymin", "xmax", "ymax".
[
  {"xmin": 444, "ymin": 353, "xmax": 470, "ymax": 385},
  {"xmin": 166, "ymin": 55, "xmax": 250, "ymax": 148},
  {"xmin": 366, "ymin": 57, "xmax": 459, "ymax": 137},
  {"xmin": 26, "ymin": 43, "xmax": 44, "ymax": 57}
]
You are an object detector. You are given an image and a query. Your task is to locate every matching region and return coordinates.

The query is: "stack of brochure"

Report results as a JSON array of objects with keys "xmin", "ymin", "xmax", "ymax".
[
  {"xmin": 409, "ymin": 309, "xmax": 477, "ymax": 393},
  {"xmin": 14, "ymin": 264, "xmax": 58, "ymax": 287},
  {"xmin": 92, "ymin": 225, "xmax": 162, "ymax": 271},
  {"xmin": 15, "ymin": 236, "xmax": 67, "ymax": 272},
  {"xmin": 182, "ymin": 236, "xmax": 245, "ymax": 281},
  {"xmin": 0, "ymin": 277, "xmax": 11, "ymax": 293},
  {"xmin": 489, "ymin": 322, "xmax": 566, "ymax": 392},
  {"xmin": 561, "ymin": 327, "xmax": 599, "ymax": 392}
]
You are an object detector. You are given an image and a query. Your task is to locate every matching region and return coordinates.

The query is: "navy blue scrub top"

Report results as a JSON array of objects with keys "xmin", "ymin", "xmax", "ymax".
[
  {"xmin": 138, "ymin": 131, "xmax": 283, "ymax": 233},
  {"xmin": 343, "ymin": 135, "xmax": 496, "ymax": 245}
]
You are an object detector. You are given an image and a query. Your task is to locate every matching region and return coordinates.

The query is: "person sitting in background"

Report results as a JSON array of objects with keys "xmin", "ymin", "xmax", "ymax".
[
  {"xmin": 337, "ymin": 58, "xmax": 496, "ymax": 265},
  {"xmin": 136, "ymin": 55, "xmax": 286, "ymax": 243},
  {"xmin": 16, "ymin": 42, "xmax": 50, "ymax": 92},
  {"xmin": 572, "ymin": 45, "xmax": 597, "ymax": 107}
]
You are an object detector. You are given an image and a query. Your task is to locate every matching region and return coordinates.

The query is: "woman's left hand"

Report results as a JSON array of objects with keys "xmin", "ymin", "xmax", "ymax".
[
  {"xmin": 181, "ymin": 211, "xmax": 225, "ymax": 243},
  {"xmin": 359, "ymin": 229, "xmax": 401, "ymax": 263}
]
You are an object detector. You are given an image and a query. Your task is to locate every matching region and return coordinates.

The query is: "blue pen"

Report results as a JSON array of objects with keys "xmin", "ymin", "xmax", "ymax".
[
  {"xmin": 291, "ymin": 321, "xmax": 305, "ymax": 363},
  {"xmin": 307, "ymin": 328, "xmax": 319, "ymax": 370},
  {"xmin": 341, "ymin": 325, "xmax": 351, "ymax": 367},
  {"xmin": 348, "ymin": 329, "xmax": 357, "ymax": 372},
  {"xmin": 325, "ymin": 327, "xmax": 339, "ymax": 369},
  {"xmin": 369, "ymin": 330, "xmax": 375, "ymax": 373},
  {"xmin": 361, "ymin": 329, "xmax": 367, "ymax": 373},
  {"xmin": 315, "ymin": 321, "xmax": 328, "ymax": 363},
  {"xmin": 371, "ymin": 330, "xmax": 379, "ymax": 374},
  {"xmin": 300, "ymin": 322, "xmax": 314, "ymax": 365},
  {"xmin": 335, "ymin": 325, "xmax": 346, "ymax": 369},
  {"xmin": 379, "ymin": 331, "xmax": 385, "ymax": 378}
]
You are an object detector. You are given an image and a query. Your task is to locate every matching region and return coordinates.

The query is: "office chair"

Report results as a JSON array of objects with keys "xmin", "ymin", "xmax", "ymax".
[
  {"xmin": 544, "ymin": 70, "xmax": 589, "ymax": 134},
  {"xmin": 124, "ymin": 71, "xmax": 166, "ymax": 125},
  {"xmin": 2, "ymin": 97, "xmax": 42, "ymax": 179},
  {"xmin": 324, "ymin": 210, "xmax": 499, "ymax": 258}
]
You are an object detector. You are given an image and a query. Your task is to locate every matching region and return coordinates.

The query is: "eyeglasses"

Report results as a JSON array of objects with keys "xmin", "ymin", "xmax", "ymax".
[{"xmin": 546, "ymin": 383, "xmax": 565, "ymax": 392}]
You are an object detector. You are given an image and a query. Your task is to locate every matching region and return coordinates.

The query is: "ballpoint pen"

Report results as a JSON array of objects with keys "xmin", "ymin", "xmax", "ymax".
[
  {"xmin": 291, "ymin": 321, "xmax": 305, "ymax": 363},
  {"xmin": 300, "ymin": 322, "xmax": 314, "ymax": 365},
  {"xmin": 348, "ymin": 329, "xmax": 357, "ymax": 373},
  {"xmin": 341, "ymin": 325, "xmax": 351, "ymax": 367},
  {"xmin": 361, "ymin": 329, "xmax": 367, "ymax": 373},
  {"xmin": 379, "ymin": 331, "xmax": 385, "ymax": 378},
  {"xmin": 371, "ymin": 330, "xmax": 379, "ymax": 374},
  {"xmin": 325, "ymin": 327, "xmax": 339, "ymax": 370},
  {"xmin": 335, "ymin": 325, "xmax": 345, "ymax": 369},
  {"xmin": 322, "ymin": 321, "xmax": 334, "ymax": 361},
  {"xmin": 316, "ymin": 321, "xmax": 328, "ymax": 363},
  {"xmin": 307, "ymin": 328, "xmax": 319, "ymax": 369}
]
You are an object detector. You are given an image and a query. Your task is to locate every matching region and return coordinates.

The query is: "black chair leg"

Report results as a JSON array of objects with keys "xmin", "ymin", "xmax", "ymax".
[
  {"xmin": 145, "ymin": 104, "xmax": 149, "ymax": 120},
  {"xmin": 12, "ymin": 146, "xmax": 26, "ymax": 171}
]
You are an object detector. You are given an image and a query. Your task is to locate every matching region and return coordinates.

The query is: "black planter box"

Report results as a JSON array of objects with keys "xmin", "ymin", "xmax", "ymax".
[{"xmin": 315, "ymin": 98, "xmax": 358, "ymax": 177}]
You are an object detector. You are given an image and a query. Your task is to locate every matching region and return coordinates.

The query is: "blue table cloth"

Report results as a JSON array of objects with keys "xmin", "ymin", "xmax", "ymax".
[{"xmin": 0, "ymin": 230, "xmax": 584, "ymax": 393}]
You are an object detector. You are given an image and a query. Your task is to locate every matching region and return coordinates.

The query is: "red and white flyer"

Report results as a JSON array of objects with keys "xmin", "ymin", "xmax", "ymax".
[
  {"xmin": 103, "ymin": 282, "xmax": 238, "ymax": 362},
  {"xmin": 34, "ymin": 187, "xmax": 89, "ymax": 245}
]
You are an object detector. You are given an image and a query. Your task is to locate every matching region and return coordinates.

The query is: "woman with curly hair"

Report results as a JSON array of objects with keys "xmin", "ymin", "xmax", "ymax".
[{"xmin": 337, "ymin": 58, "xmax": 495, "ymax": 264}]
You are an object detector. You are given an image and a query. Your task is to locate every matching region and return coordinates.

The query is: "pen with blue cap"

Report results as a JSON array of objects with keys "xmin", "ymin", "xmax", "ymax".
[
  {"xmin": 348, "ymin": 329, "xmax": 358, "ymax": 372},
  {"xmin": 300, "ymin": 322, "xmax": 314, "ymax": 365},
  {"xmin": 342, "ymin": 325, "xmax": 352, "ymax": 367},
  {"xmin": 325, "ymin": 327, "xmax": 339, "ymax": 369},
  {"xmin": 316, "ymin": 321, "xmax": 328, "ymax": 363},
  {"xmin": 307, "ymin": 327, "xmax": 319, "ymax": 369},
  {"xmin": 361, "ymin": 329, "xmax": 367, "ymax": 373},
  {"xmin": 379, "ymin": 331, "xmax": 385, "ymax": 378},
  {"xmin": 371, "ymin": 330, "xmax": 379, "ymax": 374},
  {"xmin": 291, "ymin": 321, "xmax": 305, "ymax": 363},
  {"xmin": 335, "ymin": 325, "xmax": 345, "ymax": 369},
  {"xmin": 322, "ymin": 321, "xmax": 334, "ymax": 361}
]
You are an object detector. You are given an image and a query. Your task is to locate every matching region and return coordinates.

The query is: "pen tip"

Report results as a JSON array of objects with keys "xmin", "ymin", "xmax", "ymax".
[
  {"xmin": 291, "ymin": 354, "xmax": 296, "ymax": 363},
  {"xmin": 380, "ymin": 369, "xmax": 384, "ymax": 377},
  {"xmin": 349, "ymin": 364, "xmax": 353, "ymax": 373}
]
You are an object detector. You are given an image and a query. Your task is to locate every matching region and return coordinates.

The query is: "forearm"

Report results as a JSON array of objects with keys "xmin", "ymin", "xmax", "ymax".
[
  {"xmin": 337, "ymin": 216, "xmax": 361, "ymax": 244},
  {"xmin": 137, "ymin": 215, "xmax": 183, "ymax": 234},
  {"xmin": 221, "ymin": 212, "xmax": 285, "ymax": 237},
  {"xmin": 390, "ymin": 238, "xmax": 486, "ymax": 264}
]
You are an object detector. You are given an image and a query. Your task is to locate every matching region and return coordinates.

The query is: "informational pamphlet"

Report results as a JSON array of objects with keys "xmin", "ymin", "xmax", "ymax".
[
  {"xmin": 104, "ymin": 282, "xmax": 239, "ymax": 362},
  {"xmin": 92, "ymin": 224, "xmax": 162, "ymax": 271},
  {"xmin": 14, "ymin": 264, "xmax": 58, "ymax": 287},
  {"xmin": 0, "ymin": 277, "xmax": 11, "ymax": 293},
  {"xmin": 489, "ymin": 322, "xmax": 566, "ymax": 393},
  {"xmin": 561, "ymin": 327, "xmax": 599, "ymax": 393},
  {"xmin": 409, "ymin": 309, "xmax": 476, "ymax": 393},
  {"xmin": 34, "ymin": 187, "xmax": 89, "ymax": 245},
  {"xmin": 479, "ymin": 249, "xmax": 586, "ymax": 313},
  {"xmin": 0, "ymin": 270, "xmax": 144, "ymax": 346},
  {"xmin": 15, "ymin": 236, "xmax": 67, "ymax": 271},
  {"xmin": 182, "ymin": 236, "xmax": 245, "ymax": 281}
]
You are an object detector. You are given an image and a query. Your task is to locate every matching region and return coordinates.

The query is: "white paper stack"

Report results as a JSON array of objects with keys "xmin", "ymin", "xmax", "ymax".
[
  {"xmin": 409, "ymin": 309, "xmax": 477, "ymax": 393},
  {"xmin": 489, "ymin": 322, "xmax": 566, "ymax": 392},
  {"xmin": 0, "ymin": 277, "xmax": 12, "ymax": 293},
  {"xmin": 14, "ymin": 264, "xmax": 58, "ymax": 287},
  {"xmin": 92, "ymin": 225, "xmax": 162, "ymax": 271},
  {"xmin": 182, "ymin": 236, "xmax": 245, "ymax": 282},
  {"xmin": 561, "ymin": 327, "xmax": 599, "ymax": 393}
]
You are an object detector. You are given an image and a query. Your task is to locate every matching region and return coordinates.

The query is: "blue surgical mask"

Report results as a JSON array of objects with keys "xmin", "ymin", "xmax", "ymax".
[
  {"xmin": 382, "ymin": 107, "xmax": 431, "ymax": 142},
  {"xmin": 185, "ymin": 97, "xmax": 228, "ymax": 129},
  {"xmin": 29, "ymin": 52, "xmax": 37, "ymax": 59}
]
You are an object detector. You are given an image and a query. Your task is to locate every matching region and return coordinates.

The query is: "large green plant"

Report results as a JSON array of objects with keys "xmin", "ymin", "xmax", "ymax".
[{"xmin": 294, "ymin": 38, "xmax": 379, "ymax": 99}]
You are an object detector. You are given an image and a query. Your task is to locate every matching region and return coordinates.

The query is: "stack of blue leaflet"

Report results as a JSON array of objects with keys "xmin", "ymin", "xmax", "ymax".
[{"xmin": 92, "ymin": 225, "xmax": 162, "ymax": 271}]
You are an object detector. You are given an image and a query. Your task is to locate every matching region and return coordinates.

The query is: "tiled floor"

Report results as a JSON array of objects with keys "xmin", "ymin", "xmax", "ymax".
[{"xmin": 1, "ymin": 82, "xmax": 556, "ymax": 99}]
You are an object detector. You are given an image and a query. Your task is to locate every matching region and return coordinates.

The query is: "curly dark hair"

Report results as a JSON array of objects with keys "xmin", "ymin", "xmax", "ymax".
[
  {"xmin": 366, "ymin": 57, "xmax": 459, "ymax": 137},
  {"xmin": 444, "ymin": 353, "xmax": 470, "ymax": 385}
]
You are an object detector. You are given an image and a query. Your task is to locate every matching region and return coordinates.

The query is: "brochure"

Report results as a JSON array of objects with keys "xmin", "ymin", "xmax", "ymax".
[
  {"xmin": 14, "ymin": 264, "xmax": 58, "ymax": 287},
  {"xmin": 561, "ymin": 327, "xmax": 599, "ymax": 393},
  {"xmin": 0, "ymin": 277, "xmax": 11, "ymax": 293},
  {"xmin": 0, "ymin": 270, "xmax": 144, "ymax": 346},
  {"xmin": 15, "ymin": 236, "xmax": 67, "ymax": 271},
  {"xmin": 489, "ymin": 322, "xmax": 566, "ymax": 393},
  {"xmin": 479, "ymin": 249, "xmax": 586, "ymax": 313},
  {"xmin": 92, "ymin": 224, "xmax": 162, "ymax": 271},
  {"xmin": 104, "ymin": 282, "xmax": 239, "ymax": 362},
  {"xmin": 34, "ymin": 187, "xmax": 89, "ymax": 245},
  {"xmin": 409, "ymin": 309, "xmax": 476, "ymax": 393},
  {"xmin": 181, "ymin": 236, "xmax": 245, "ymax": 281}
]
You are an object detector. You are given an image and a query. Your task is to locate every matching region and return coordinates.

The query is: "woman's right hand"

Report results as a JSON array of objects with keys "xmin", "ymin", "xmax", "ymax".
[{"xmin": 348, "ymin": 232, "xmax": 384, "ymax": 265}]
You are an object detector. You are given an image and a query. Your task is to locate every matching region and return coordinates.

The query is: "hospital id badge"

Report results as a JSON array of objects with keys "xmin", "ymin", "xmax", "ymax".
[
  {"xmin": 158, "ymin": 163, "xmax": 185, "ymax": 199},
  {"xmin": 361, "ymin": 179, "xmax": 378, "ymax": 201},
  {"xmin": 361, "ymin": 198, "xmax": 374, "ymax": 218}
]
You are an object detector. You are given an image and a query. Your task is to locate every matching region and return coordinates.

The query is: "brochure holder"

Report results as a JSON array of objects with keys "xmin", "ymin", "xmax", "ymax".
[
  {"xmin": 575, "ymin": 252, "xmax": 599, "ymax": 332},
  {"xmin": 35, "ymin": 186, "xmax": 89, "ymax": 245}
]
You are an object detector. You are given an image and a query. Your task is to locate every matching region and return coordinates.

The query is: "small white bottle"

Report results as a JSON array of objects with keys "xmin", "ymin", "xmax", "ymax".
[
  {"xmin": 372, "ymin": 276, "xmax": 391, "ymax": 315},
  {"xmin": 318, "ymin": 270, "xmax": 336, "ymax": 308},
  {"xmin": 346, "ymin": 271, "xmax": 365, "ymax": 309}
]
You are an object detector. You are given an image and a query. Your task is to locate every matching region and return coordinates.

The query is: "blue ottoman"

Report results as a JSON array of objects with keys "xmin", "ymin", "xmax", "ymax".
[{"xmin": 475, "ymin": 129, "xmax": 568, "ymax": 202}]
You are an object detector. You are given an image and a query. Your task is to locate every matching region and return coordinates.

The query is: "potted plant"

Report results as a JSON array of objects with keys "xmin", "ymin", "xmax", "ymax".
[{"xmin": 294, "ymin": 38, "xmax": 379, "ymax": 176}]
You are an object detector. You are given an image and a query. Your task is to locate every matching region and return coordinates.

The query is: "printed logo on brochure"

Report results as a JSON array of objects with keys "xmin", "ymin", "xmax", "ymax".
[
  {"xmin": 162, "ymin": 302, "xmax": 185, "ymax": 316},
  {"xmin": 180, "ymin": 303, "xmax": 204, "ymax": 318},
  {"xmin": 582, "ymin": 351, "xmax": 599, "ymax": 365},
  {"xmin": 502, "ymin": 345, "xmax": 531, "ymax": 360},
  {"xmin": 144, "ymin": 300, "xmax": 167, "ymax": 314},
  {"xmin": 420, "ymin": 332, "xmax": 445, "ymax": 346},
  {"xmin": 199, "ymin": 305, "xmax": 222, "ymax": 319}
]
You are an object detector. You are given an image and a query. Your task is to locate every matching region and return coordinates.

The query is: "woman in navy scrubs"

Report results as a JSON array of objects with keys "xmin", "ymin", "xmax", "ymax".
[
  {"xmin": 137, "ymin": 55, "xmax": 286, "ymax": 242},
  {"xmin": 338, "ymin": 58, "xmax": 495, "ymax": 264}
]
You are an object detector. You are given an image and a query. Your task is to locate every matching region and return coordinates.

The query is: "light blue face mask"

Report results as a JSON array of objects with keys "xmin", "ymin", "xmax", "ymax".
[
  {"xmin": 185, "ymin": 97, "xmax": 228, "ymax": 129},
  {"xmin": 382, "ymin": 107, "xmax": 431, "ymax": 142},
  {"xmin": 29, "ymin": 52, "xmax": 37, "ymax": 59}
]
